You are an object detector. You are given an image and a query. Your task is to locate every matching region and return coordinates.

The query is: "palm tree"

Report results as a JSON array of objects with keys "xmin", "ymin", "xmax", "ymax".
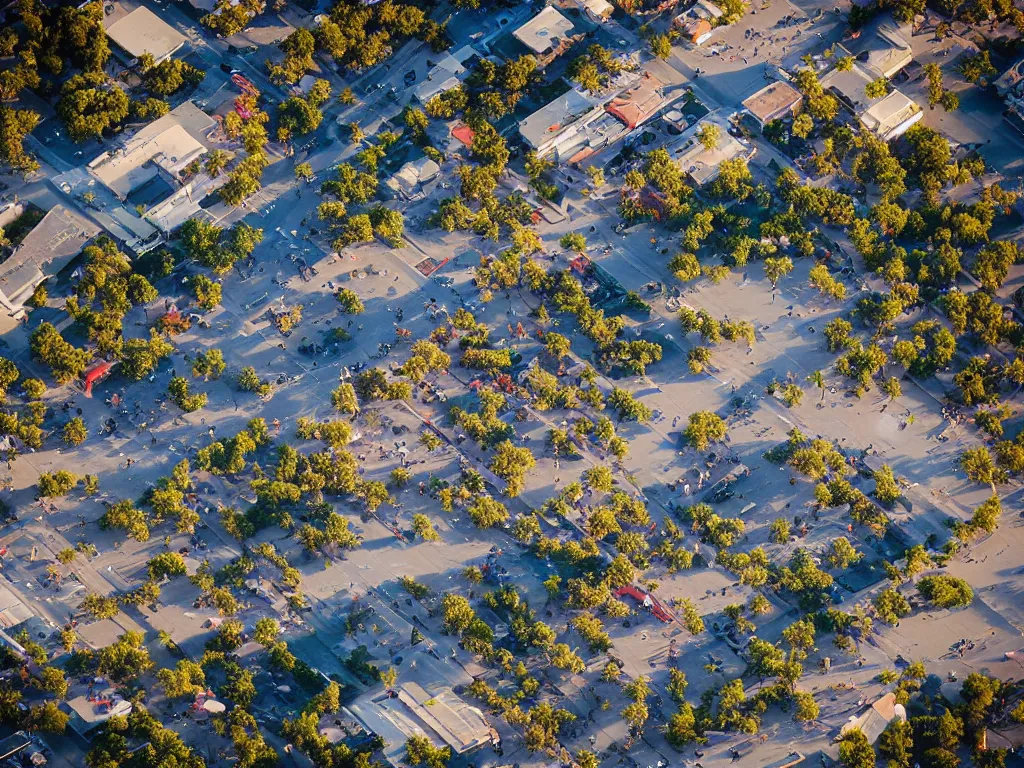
[{"xmin": 807, "ymin": 370, "xmax": 825, "ymax": 401}]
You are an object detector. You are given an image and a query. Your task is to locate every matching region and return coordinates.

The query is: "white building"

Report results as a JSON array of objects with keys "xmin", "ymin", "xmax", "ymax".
[
  {"xmin": 519, "ymin": 89, "xmax": 604, "ymax": 159},
  {"xmin": 820, "ymin": 58, "xmax": 922, "ymax": 142}
]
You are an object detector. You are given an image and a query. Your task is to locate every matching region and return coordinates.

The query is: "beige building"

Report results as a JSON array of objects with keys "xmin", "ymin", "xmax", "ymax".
[
  {"xmin": 105, "ymin": 7, "xmax": 187, "ymax": 63},
  {"xmin": 513, "ymin": 6, "xmax": 575, "ymax": 54},
  {"xmin": 742, "ymin": 81, "xmax": 804, "ymax": 129}
]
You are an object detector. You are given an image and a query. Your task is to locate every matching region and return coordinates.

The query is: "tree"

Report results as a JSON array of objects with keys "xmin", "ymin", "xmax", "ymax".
[
  {"xmin": 204, "ymin": 150, "xmax": 230, "ymax": 178},
  {"xmin": 825, "ymin": 537, "xmax": 862, "ymax": 570},
  {"xmin": 958, "ymin": 50, "xmax": 997, "ymax": 85},
  {"xmin": 968, "ymin": 494, "xmax": 1001, "ymax": 535},
  {"xmin": 191, "ymin": 274, "xmax": 222, "ymax": 311},
  {"xmin": 961, "ymin": 447, "xmax": 1003, "ymax": 486},
  {"xmin": 80, "ymin": 593, "xmax": 119, "ymax": 621},
  {"xmin": 147, "ymin": 552, "xmax": 187, "ymax": 580},
  {"xmin": 879, "ymin": 719, "xmax": 913, "ymax": 768},
  {"xmin": 865, "ymin": 76, "xmax": 890, "ymax": 99},
  {"xmin": 665, "ymin": 701, "xmax": 698, "ymax": 748},
  {"xmin": 35, "ymin": 666, "xmax": 68, "ymax": 699},
  {"xmin": 30, "ymin": 323, "xmax": 90, "ymax": 384},
  {"xmin": 62, "ymin": 417, "xmax": 88, "ymax": 446},
  {"xmin": 764, "ymin": 256, "xmax": 794, "ymax": 288},
  {"xmin": 917, "ymin": 575, "xmax": 974, "ymax": 608},
  {"xmin": 837, "ymin": 728, "xmax": 876, "ymax": 768},
  {"xmin": 607, "ymin": 388, "xmax": 652, "ymax": 422},
  {"xmin": 489, "ymin": 440, "xmax": 536, "ymax": 497},
  {"xmin": 37, "ymin": 470, "xmax": 78, "ymax": 498},
  {"xmin": 142, "ymin": 57, "xmax": 204, "ymax": 96},
  {"xmin": 157, "ymin": 660, "xmax": 206, "ymax": 698},
  {"xmin": 25, "ymin": 701, "xmax": 68, "ymax": 733},
  {"xmin": 406, "ymin": 735, "xmax": 451, "ymax": 768},
  {"xmin": 560, "ymin": 232, "xmax": 587, "ymax": 253},
  {"xmin": 335, "ymin": 288, "xmax": 364, "ymax": 314},
  {"xmin": 467, "ymin": 496, "xmax": 509, "ymax": 528},
  {"xmin": 873, "ymin": 588, "xmax": 910, "ymax": 625},
  {"xmin": 192, "ymin": 349, "xmax": 226, "ymax": 380},
  {"xmin": 874, "ymin": 465, "xmax": 901, "ymax": 503},
  {"xmin": 791, "ymin": 112, "xmax": 813, "ymax": 139},
  {"xmin": 649, "ymin": 34, "xmax": 671, "ymax": 59},
  {"xmin": 411, "ymin": 513, "xmax": 441, "ymax": 542},
  {"xmin": 441, "ymin": 594, "xmax": 476, "ymax": 635},
  {"xmin": 683, "ymin": 411, "xmax": 727, "ymax": 451},
  {"xmin": 696, "ymin": 122, "xmax": 721, "ymax": 151},
  {"xmin": 57, "ymin": 72, "xmax": 129, "ymax": 142},
  {"xmin": 794, "ymin": 691, "xmax": 820, "ymax": 721},
  {"xmin": 0, "ymin": 105, "xmax": 41, "ymax": 174}
]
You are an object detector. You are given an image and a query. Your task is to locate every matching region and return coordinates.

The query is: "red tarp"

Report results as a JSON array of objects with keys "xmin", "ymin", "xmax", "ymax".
[{"xmin": 83, "ymin": 361, "xmax": 113, "ymax": 397}]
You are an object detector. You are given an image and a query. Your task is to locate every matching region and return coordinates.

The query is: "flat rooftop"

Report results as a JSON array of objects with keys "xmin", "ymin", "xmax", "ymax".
[
  {"xmin": 345, "ymin": 681, "xmax": 493, "ymax": 764},
  {"xmin": 513, "ymin": 6, "xmax": 575, "ymax": 54},
  {"xmin": 105, "ymin": 7, "xmax": 187, "ymax": 63},
  {"xmin": 88, "ymin": 102, "xmax": 216, "ymax": 200},
  {"xmin": 519, "ymin": 89, "xmax": 600, "ymax": 149},
  {"xmin": 742, "ymin": 81, "xmax": 803, "ymax": 125},
  {"xmin": 671, "ymin": 117, "xmax": 753, "ymax": 185}
]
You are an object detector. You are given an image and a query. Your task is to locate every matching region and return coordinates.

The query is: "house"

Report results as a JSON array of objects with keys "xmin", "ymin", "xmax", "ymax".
[
  {"xmin": 996, "ymin": 55, "xmax": 1024, "ymax": 134},
  {"xmin": 386, "ymin": 157, "xmax": 442, "ymax": 200},
  {"xmin": 672, "ymin": 0, "xmax": 724, "ymax": 45},
  {"xmin": 819, "ymin": 57, "xmax": 922, "ymax": 141},
  {"xmin": 104, "ymin": 7, "xmax": 187, "ymax": 64},
  {"xmin": 513, "ymin": 6, "xmax": 578, "ymax": 62},
  {"xmin": 345, "ymin": 681, "xmax": 496, "ymax": 767},
  {"xmin": 605, "ymin": 71, "xmax": 668, "ymax": 130},
  {"xmin": 0, "ymin": 205, "xmax": 100, "ymax": 315},
  {"xmin": 412, "ymin": 52, "xmax": 468, "ymax": 105},
  {"xmin": 63, "ymin": 691, "xmax": 133, "ymax": 739},
  {"xmin": 630, "ymin": 0, "xmax": 683, "ymax": 16},
  {"xmin": 518, "ymin": 73, "xmax": 671, "ymax": 166},
  {"xmin": 575, "ymin": 0, "xmax": 614, "ymax": 21},
  {"xmin": 670, "ymin": 116, "xmax": 755, "ymax": 186},
  {"xmin": 839, "ymin": 692, "xmax": 906, "ymax": 745},
  {"xmin": 518, "ymin": 88, "xmax": 603, "ymax": 160},
  {"xmin": 742, "ymin": 81, "xmax": 804, "ymax": 130},
  {"xmin": 850, "ymin": 23, "xmax": 913, "ymax": 80},
  {"xmin": 0, "ymin": 581, "xmax": 33, "ymax": 629}
]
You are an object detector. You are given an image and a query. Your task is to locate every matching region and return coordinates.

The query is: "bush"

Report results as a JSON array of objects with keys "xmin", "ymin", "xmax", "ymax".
[
  {"xmin": 38, "ymin": 471, "xmax": 78, "ymax": 498},
  {"xmin": 917, "ymin": 575, "xmax": 973, "ymax": 609}
]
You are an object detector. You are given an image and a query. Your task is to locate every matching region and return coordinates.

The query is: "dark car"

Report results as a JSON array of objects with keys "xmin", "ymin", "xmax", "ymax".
[{"xmin": 403, "ymin": 70, "xmax": 417, "ymax": 86}]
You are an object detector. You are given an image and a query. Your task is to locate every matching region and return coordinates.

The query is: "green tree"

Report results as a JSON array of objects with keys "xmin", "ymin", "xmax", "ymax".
[
  {"xmin": 62, "ymin": 417, "xmax": 88, "ymax": 446},
  {"xmin": 696, "ymin": 122, "xmax": 721, "ymax": 151},
  {"xmin": 917, "ymin": 575, "xmax": 973, "ymax": 608},
  {"xmin": 683, "ymin": 411, "xmax": 727, "ymax": 451},
  {"xmin": 764, "ymin": 256, "xmax": 794, "ymax": 288}
]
